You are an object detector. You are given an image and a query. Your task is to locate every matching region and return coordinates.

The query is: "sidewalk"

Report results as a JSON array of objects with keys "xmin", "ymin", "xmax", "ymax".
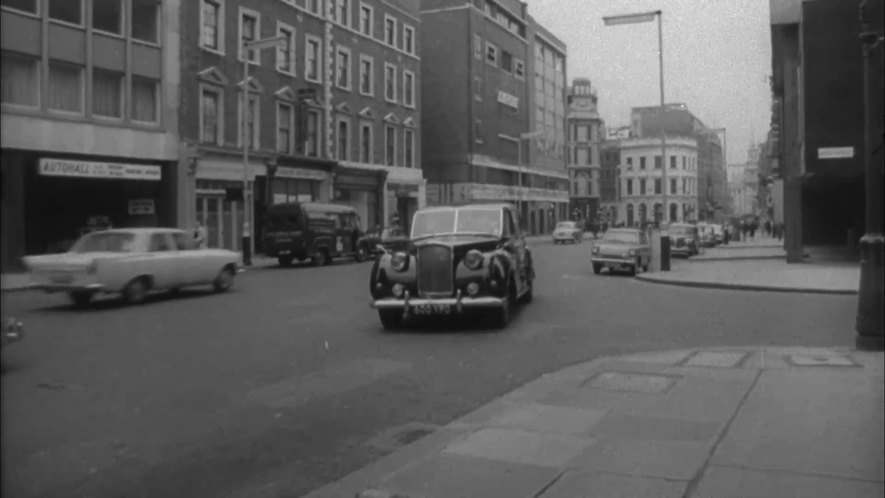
[{"xmin": 303, "ymin": 346, "xmax": 884, "ymax": 498}]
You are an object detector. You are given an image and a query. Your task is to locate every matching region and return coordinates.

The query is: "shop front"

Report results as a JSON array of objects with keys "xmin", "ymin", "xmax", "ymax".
[
  {"xmin": 1, "ymin": 150, "xmax": 174, "ymax": 270},
  {"xmin": 333, "ymin": 165, "xmax": 387, "ymax": 232},
  {"xmin": 384, "ymin": 166, "xmax": 426, "ymax": 233}
]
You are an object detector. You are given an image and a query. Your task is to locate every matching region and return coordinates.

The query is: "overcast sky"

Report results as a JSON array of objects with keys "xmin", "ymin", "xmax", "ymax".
[{"xmin": 526, "ymin": 0, "xmax": 772, "ymax": 165}]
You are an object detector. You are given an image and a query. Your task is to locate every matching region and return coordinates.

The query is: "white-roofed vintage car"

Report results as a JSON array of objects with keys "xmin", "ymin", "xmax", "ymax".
[
  {"xmin": 369, "ymin": 204, "xmax": 535, "ymax": 330},
  {"xmin": 552, "ymin": 221, "xmax": 584, "ymax": 244},
  {"xmin": 22, "ymin": 228, "xmax": 243, "ymax": 307}
]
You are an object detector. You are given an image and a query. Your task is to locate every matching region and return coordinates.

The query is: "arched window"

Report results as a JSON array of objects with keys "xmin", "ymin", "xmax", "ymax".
[
  {"xmin": 638, "ymin": 203, "xmax": 648, "ymax": 225},
  {"xmin": 577, "ymin": 173, "xmax": 590, "ymax": 196},
  {"xmin": 626, "ymin": 204, "xmax": 634, "ymax": 227},
  {"xmin": 670, "ymin": 203, "xmax": 678, "ymax": 222}
]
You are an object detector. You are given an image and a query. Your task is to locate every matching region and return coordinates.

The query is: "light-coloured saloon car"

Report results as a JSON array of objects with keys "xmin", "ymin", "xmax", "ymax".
[
  {"xmin": 552, "ymin": 221, "xmax": 584, "ymax": 244},
  {"xmin": 23, "ymin": 228, "xmax": 242, "ymax": 306}
]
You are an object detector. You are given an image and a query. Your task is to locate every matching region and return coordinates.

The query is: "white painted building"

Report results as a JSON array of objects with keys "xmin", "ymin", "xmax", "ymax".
[{"xmin": 616, "ymin": 137, "xmax": 700, "ymax": 226}]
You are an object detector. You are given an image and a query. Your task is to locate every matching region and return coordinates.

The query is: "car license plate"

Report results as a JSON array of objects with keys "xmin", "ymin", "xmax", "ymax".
[
  {"xmin": 50, "ymin": 273, "xmax": 74, "ymax": 284},
  {"xmin": 413, "ymin": 303, "xmax": 451, "ymax": 315},
  {"xmin": 279, "ymin": 250, "xmax": 291, "ymax": 255}
]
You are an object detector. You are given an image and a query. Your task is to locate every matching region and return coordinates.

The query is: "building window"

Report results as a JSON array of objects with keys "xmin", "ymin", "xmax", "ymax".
[
  {"xmin": 92, "ymin": 69, "xmax": 122, "ymax": 118},
  {"xmin": 473, "ymin": 76, "xmax": 483, "ymax": 100},
  {"xmin": 337, "ymin": 118, "xmax": 350, "ymax": 160},
  {"xmin": 0, "ymin": 53, "xmax": 39, "ymax": 107},
  {"xmin": 640, "ymin": 179, "xmax": 646, "ymax": 195},
  {"xmin": 1, "ymin": 0, "xmax": 38, "ymax": 15},
  {"xmin": 654, "ymin": 179, "xmax": 661, "ymax": 195},
  {"xmin": 359, "ymin": 3, "xmax": 373, "ymax": 36},
  {"xmin": 92, "ymin": 0, "xmax": 122, "ymax": 35},
  {"xmin": 238, "ymin": 93, "xmax": 260, "ymax": 149},
  {"xmin": 48, "ymin": 0, "xmax": 81, "ymax": 25},
  {"xmin": 682, "ymin": 156, "xmax": 687, "ymax": 169},
  {"xmin": 404, "ymin": 128, "xmax": 414, "ymax": 168},
  {"xmin": 626, "ymin": 179, "xmax": 633, "ymax": 196},
  {"xmin": 359, "ymin": 55, "xmax": 373, "ymax": 95},
  {"xmin": 131, "ymin": 77, "xmax": 158, "ymax": 123},
  {"xmin": 654, "ymin": 155, "xmax": 662, "ymax": 168},
  {"xmin": 384, "ymin": 15, "xmax": 396, "ymax": 46},
  {"xmin": 501, "ymin": 50, "xmax": 513, "ymax": 72},
  {"xmin": 384, "ymin": 63, "xmax": 396, "ymax": 102},
  {"xmin": 576, "ymin": 148, "xmax": 588, "ymax": 166},
  {"xmin": 335, "ymin": 46, "xmax": 351, "ymax": 89},
  {"xmin": 514, "ymin": 59, "xmax": 525, "ymax": 79},
  {"xmin": 626, "ymin": 157, "xmax": 633, "ymax": 170},
  {"xmin": 276, "ymin": 23, "xmax": 296, "ymax": 74},
  {"xmin": 200, "ymin": 86, "xmax": 222, "ymax": 144},
  {"xmin": 485, "ymin": 42, "xmax": 498, "ymax": 65},
  {"xmin": 384, "ymin": 125, "xmax": 396, "ymax": 166},
  {"xmin": 639, "ymin": 157, "xmax": 646, "ymax": 170},
  {"xmin": 336, "ymin": 0, "xmax": 350, "ymax": 27},
  {"xmin": 403, "ymin": 70, "xmax": 414, "ymax": 108},
  {"xmin": 47, "ymin": 62, "xmax": 83, "ymax": 113},
  {"xmin": 277, "ymin": 101, "xmax": 294, "ymax": 153},
  {"xmin": 360, "ymin": 122, "xmax": 372, "ymax": 163},
  {"xmin": 670, "ymin": 178, "xmax": 677, "ymax": 195},
  {"xmin": 239, "ymin": 8, "xmax": 260, "ymax": 63},
  {"xmin": 201, "ymin": 0, "xmax": 223, "ymax": 53},
  {"xmin": 131, "ymin": 0, "xmax": 159, "ymax": 44},
  {"xmin": 474, "ymin": 34, "xmax": 482, "ymax": 59},
  {"xmin": 305, "ymin": 36, "xmax": 321, "ymax": 82},
  {"xmin": 306, "ymin": 109, "xmax": 320, "ymax": 157},
  {"xmin": 308, "ymin": 0, "xmax": 321, "ymax": 15},
  {"xmin": 670, "ymin": 155, "xmax": 677, "ymax": 169},
  {"xmin": 403, "ymin": 24, "xmax": 415, "ymax": 54}
]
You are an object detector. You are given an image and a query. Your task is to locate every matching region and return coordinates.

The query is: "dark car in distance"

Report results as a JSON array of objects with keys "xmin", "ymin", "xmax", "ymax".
[
  {"xmin": 669, "ymin": 223, "xmax": 701, "ymax": 257},
  {"xmin": 264, "ymin": 202, "xmax": 367, "ymax": 266},
  {"xmin": 369, "ymin": 204, "xmax": 535, "ymax": 330}
]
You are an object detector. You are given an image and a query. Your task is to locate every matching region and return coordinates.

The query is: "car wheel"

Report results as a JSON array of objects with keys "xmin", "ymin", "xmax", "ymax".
[
  {"xmin": 123, "ymin": 277, "xmax": 149, "ymax": 305},
  {"xmin": 490, "ymin": 281, "xmax": 513, "ymax": 329},
  {"xmin": 592, "ymin": 263, "xmax": 602, "ymax": 275},
  {"xmin": 323, "ymin": 249, "xmax": 333, "ymax": 266},
  {"xmin": 521, "ymin": 272, "xmax": 534, "ymax": 303},
  {"xmin": 213, "ymin": 267, "xmax": 235, "ymax": 293},
  {"xmin": 355, "ymin": 244, "xmax": 368, "ymax": 263},
  {"xmin": 310, "ymin": 253, "xmax": 323, "ymax": 266},
  {"xmin": 628, "ymin": 259, "xmax": 639, "ymax": 276},
  {"xmin": 68, "ymin": 291, "xmax": 94, "ymax": 308},
  {"xmin": 378, "ymin": 310, "xmax": 403, "ymax": 330},
  {"xmin": 278, "ymin": 255, "xmax": 294, "ymax": 267}
]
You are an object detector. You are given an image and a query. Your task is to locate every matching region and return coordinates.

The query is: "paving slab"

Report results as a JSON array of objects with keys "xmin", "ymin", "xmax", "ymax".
[
  {"xmin": 374, "ymin": 453, "xmax": 560, "ymax": 498},
  {"xmin": 589, "ymin": 413, "xmax": 722, "ymax": 443},
  {"xmin": 538, "ymin": 469, "xmax": 687, "ymax": 498},
  {"xmin": 565, "ymin": 439, "xmax": 712, "ymax": 481},
  {"xmin": 682, "ymin": 350, "xmax": 750, "ymax": 368},
  {"xmin": 692, "ymin": 465, "xmax": 885, "ymax": 498},
  {"xmin": 486, "ymin": 404, "xmax": 607, "ymax": 435},
  {"xmin": 615, "ymin": 349, "xmax": 695, "ymax": 365},
  {"xmin": 582, "ymin": 372, "xmax": 682, "ymax": 394},
  {"xmin": 442, "ymin": 428, "xmax": 596, "ymax": 468},
  {"xmin": 711, "ymin": 369, "xmax": 885, "ymax": 482}
]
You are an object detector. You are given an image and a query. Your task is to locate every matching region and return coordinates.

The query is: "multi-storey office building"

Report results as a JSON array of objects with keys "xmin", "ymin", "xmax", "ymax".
[
  {"xmin": 183, "ymin": 0, "xmax": 424, "ymax": 253},
  {"xmin": 599, "ymin": 139, "xmax": 620, "ymax": 224},
  {"xmin": 617, "ymin": 137, "xmax": 699, "ymax": 227},
  {"xmin": 420, "ymin": 0, "xmax": 568, "ymax": 235},
  {"xmin": 566, "ymin": 77, "xmax": 602, "ymax": 222},
  {"xmin": 1, "ymin": 0, "xmax": 182, "ymax": 271}
]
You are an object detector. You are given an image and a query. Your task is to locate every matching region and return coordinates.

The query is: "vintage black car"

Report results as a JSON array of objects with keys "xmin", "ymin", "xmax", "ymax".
[
  {"xmin": 357, "ymin": 226, "xmax": 410, "ymax": 257},
  {"xmin": 369, "ymin": 203, "xmax": 535, "ymax": 330}
]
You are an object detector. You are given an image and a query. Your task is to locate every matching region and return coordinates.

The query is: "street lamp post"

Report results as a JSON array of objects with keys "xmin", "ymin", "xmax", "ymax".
[
  {"xmin": 240, "ymin": 35, "xmax": 287, "ymax": 266},
  {"xmin": 604, "ymin": 9, "xmax": 670, "ymax": 270},
  {"xmin": 855, "ymin": 1, "xmax": 884, "ymax": 351},
  {"xmin": 517, "ymin": 131, "xmax": 544, "ymax": 228}
]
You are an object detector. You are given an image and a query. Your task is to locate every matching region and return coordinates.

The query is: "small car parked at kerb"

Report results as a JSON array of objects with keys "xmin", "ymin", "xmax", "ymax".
[
  {"xmin": 369, "ymin": 204, "xmax": 535, "ymax": 330},
  {"xmin": 552, "ymin": 221, "xmax": 584, "ymax": 244},
  {"xmin": 669, "ymin": 223, "xmax": 701, "ymax": 258},
  {"xmin": 590, "ymin": 228, "xmax": 652, "ymax": 276}
]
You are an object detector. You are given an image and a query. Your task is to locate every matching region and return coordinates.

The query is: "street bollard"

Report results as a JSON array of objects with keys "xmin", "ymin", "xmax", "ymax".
[{"xmin": 660, "ymin": 231, "xmax": 671, "ymax": 272}]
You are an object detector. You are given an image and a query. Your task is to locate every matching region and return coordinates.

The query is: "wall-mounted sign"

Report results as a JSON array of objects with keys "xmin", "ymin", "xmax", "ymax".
[
  {"xmin": 275, "ymin": 166, "xmax": 328, "ymax": 181},
  {"xmin": 817, "ymin": 147, "xmax": 854, "ymax": 160},
  {"xmin": 39, "ymin": 159, "xmax": 162, "ymax": 181},
  {"xmin": 497, "ymin": 91, "xmax": 519, "ymax": 109},
  {"xmin": 128, "ymin": 199, "xmax": 155, "ymax": 215}
]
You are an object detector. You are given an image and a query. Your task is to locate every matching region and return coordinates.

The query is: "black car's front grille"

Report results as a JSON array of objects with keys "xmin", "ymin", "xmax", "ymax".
[{"xmin": 417, "ymin": 245, "xmax": 454, "ymax": 297}]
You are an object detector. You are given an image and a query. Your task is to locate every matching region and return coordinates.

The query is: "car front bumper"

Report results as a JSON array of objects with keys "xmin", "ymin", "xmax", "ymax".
[
  {"xmin": 371, "ymin": 289, "xmax": 506, "ymax": 313},
  {"xmin": 591, "ymin": 256, "xmax": 635, "ymax": 267},
  {"xmin": 31, "ymin": 282, "xmax": 106, "ymax": 293}
]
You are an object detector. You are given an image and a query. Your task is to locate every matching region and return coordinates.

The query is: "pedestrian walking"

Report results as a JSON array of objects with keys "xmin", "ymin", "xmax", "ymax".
[{"xmin": 193, "ymin": 219, "xmax": 208, "ymax": 249}]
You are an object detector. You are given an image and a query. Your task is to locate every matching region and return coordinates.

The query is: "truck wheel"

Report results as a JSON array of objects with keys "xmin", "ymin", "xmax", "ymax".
[
  {"xmin": 278, "ymin": 255, "xmax": 294, "ymax": 267},
  {"xmin": 628, "ymin": 259, "xmax": 639, "ymax": 276},
  {"xmin": 592, "ymin": 263, "xmax": 602, "ymax": 274},
  {"xmin": 323, "ymin": 249, "xmax": 333, "ymax": 266},
  {"xmin": 378, "ymin": 310, "xmax": 403, "ymax": 330},
  {"xmin": 69, "ymin": 291, "xmax": 94, "ymax": 308},
  {"xmin": 355, "ymin": 244, "xmax": 368, "ymax": 262}
]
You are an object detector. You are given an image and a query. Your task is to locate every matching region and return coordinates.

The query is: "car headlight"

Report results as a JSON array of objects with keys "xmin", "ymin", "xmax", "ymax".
[
  {"xmin": 627, "ymin": 249, "xmax": 636, "ymax": 257},
  {"xmin": 391, "ymin": 252, "xmax": 409, "ymax": 272},
  {"xmin": 592, "ymin": 246, "xmax": 600, "ymax": 254},
  {"xmin": 464, "ymin": 250, "xmax": 483, "ymax": 270}
]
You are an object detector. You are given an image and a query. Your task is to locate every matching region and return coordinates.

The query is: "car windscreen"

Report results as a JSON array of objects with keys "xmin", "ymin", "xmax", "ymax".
[
  {"xmin": 411, "ymin": 208, "xmax": 501, "ymax": 238},
  {"xmin": 70, "ymin": 232, "xmax": 137, "ymax": 253},
  {"xmin": 556, "ymin": 222, "xmax": 576, "ymax": 229},
  {"xmin": 411, "ymin": 210, "xmax": 455, "ymax": 238},
  {"xmin": 602, "ymin": 231, "xmax": 640, "ymax": 244},
  {"xmin": 670, "ymin": 226, "xmax": 693, "ymax": 235}
]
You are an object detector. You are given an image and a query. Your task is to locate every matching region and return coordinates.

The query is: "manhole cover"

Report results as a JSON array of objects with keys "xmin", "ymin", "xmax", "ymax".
[
  {"xmin": 785, "ymin": 354, "xmax": 858, "ymax": 367},
  {"xmin": 583, "ymin": 372, "xmax": 681, "ymax": 394}
]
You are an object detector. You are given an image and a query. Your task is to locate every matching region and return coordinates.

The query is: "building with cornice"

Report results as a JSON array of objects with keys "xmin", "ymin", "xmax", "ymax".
[
  {"xmin": 566, "ymin": 78, "xmax": 603, "ymax": 222},
  {"xmin": 419, "ymin": 0, "xmax": 568, "ymax": 235}
]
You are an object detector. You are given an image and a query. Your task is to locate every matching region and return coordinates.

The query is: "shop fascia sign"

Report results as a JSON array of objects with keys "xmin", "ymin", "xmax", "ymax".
[
  {"xmin": 497, "ymin": 90, "xmax": 519, "ymax": 109},
  {"xmin": 817, "ymin": 147, "xmax": 854, "ymax": 160},
  {"xmin": 39, "ymin": 159, "xmax": 161, "ymax": 181},
  {"xmin": 274, "ymin": 166, "xmax": 327, "ymax": 181}
]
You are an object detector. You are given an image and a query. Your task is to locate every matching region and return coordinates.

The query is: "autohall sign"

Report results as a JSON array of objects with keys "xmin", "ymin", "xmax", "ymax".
[
  {"xmin": 38, "ymin": 159, "xmax": 162, "ymax": 181},
  {"xmin": 497, "ymin": 90, "xmax": 519, "ymax": 109}
]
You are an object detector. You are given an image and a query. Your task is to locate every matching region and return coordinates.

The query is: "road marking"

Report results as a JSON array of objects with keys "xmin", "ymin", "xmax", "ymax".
[{"xmin": 246, "ymin": 358, "xmax": 411, "ymax": 409}]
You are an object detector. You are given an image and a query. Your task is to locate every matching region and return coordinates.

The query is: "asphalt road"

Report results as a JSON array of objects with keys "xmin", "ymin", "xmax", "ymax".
[{"xmin": 0, "ymin": 240, "xmax": 857, "ymax": 498}]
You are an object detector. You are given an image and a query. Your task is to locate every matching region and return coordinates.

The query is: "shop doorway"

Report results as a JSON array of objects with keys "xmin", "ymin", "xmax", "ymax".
[{"xmin": 197, "ymin": 195, "xmax": 242, "ymax": 251}]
